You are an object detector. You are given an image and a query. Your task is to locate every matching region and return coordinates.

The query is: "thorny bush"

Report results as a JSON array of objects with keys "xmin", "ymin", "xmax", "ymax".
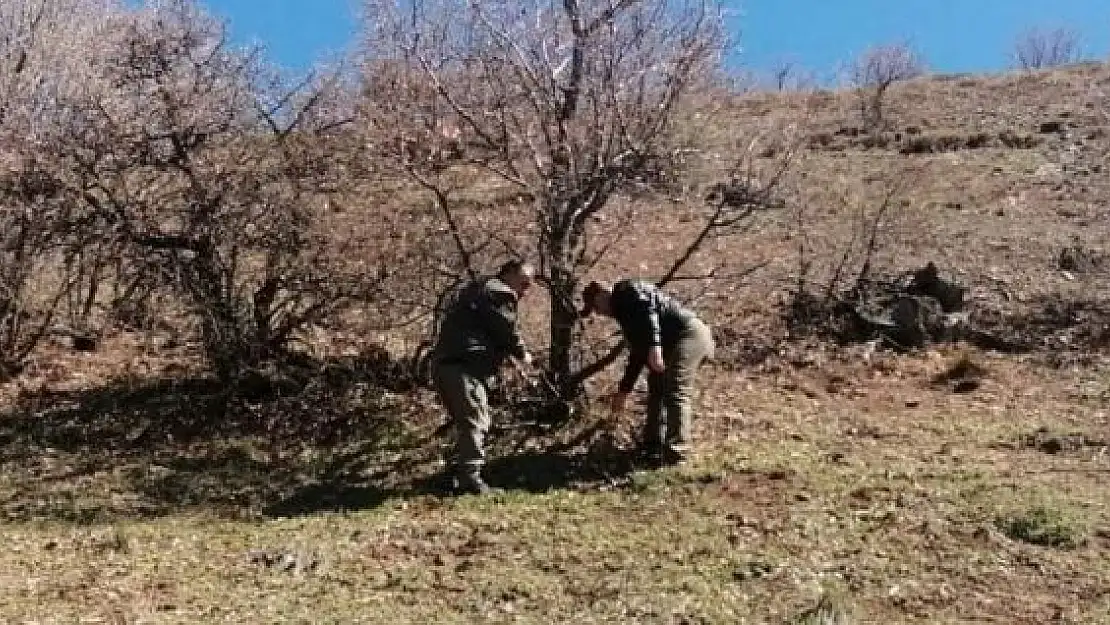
[{"xmin": 1, "ymin": 0, "xmax": 384, "ymax": 386}]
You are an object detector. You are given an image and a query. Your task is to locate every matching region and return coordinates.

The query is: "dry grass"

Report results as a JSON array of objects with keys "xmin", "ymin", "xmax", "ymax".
[
  {"xmin": 2, "ymin": 65, "xmax": 1110, "ymax": 623},
  {"xmin": 0, "ymin": 346, "xmax": 1106, "ymax": 623}
]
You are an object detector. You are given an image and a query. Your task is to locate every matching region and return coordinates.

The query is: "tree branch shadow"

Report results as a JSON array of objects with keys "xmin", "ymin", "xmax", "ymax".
[
  {"xmin": 0, "ymin": 351, "xmax": 429, "ymax": 523},
  {"xmin": 0, "ymin": 351, "xmax": 644, "ymax": 523}
]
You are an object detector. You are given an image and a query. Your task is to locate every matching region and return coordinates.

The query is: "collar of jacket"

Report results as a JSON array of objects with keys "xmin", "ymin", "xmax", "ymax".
[{"xmin": 484, "ymin": 276, "xmax": 518, "ymax": 301}]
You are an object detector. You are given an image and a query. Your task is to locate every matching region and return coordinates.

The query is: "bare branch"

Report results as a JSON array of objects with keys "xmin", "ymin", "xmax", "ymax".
[
  {"xmin": 362, "ymin": 0, "xmax": 731, "ymax": 397},
  {"xmin": 852, "ymin": 43, "xmax": 925, "ymax": 130},
  {"xmin": 406, "ymin": 166, "xmax": 479, "ymax": 280},
  {"xmin": 1013, "ymin": 27, "xmax": 1082, "ymax": 70}
]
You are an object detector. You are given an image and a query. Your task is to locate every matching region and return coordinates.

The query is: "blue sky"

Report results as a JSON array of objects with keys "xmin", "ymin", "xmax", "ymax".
[
  {"xmin": 199, "ymin": 0, "xmax": 360, "ymax": 70},
  {"xmin": 199, "ymin": 0, "xmax": 1110, "ymax": 78},
  {"xmin": 734, "ymin": 0, "xmax": 1110, "ymax": 82}
]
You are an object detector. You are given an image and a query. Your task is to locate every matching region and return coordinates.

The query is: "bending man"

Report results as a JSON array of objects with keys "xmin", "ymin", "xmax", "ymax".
[
  {"xmin": 431, "ymin": 260, "xmax": 535, "ymax": 494},
  {"xmin": 580, "ymin": 279, "xmax": 714, "ymax": 467}
]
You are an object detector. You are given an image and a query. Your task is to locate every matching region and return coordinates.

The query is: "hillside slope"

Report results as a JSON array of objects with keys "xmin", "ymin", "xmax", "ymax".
[{"xmin": 0, "ymin": 65, "xmax": 1108, "ymax": 624}]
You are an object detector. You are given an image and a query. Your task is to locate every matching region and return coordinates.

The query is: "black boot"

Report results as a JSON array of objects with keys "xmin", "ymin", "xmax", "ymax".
[
  {"xmin": 637, "ymin": 443, "xmax": 665, "ymax": 469},
  {"xmin": 454, "ymin": 470, "xmax": 501, "ymax": 495},
  {"xmin": 637, "ymin": 444, "xmax": 687, "ymax": 469},
  {"xmin": 661, "ymin": 447, "xmax": 688, "ymax": 467}
]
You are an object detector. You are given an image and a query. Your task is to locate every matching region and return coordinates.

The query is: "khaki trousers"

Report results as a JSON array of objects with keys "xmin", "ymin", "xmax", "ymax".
[
  {"xmin": 433, "ymin": 361, "xmax": 491, "ymax": 476},
  {"xmin": 643, "ymin": 317, "xmax": 714, "ymax": 458}
]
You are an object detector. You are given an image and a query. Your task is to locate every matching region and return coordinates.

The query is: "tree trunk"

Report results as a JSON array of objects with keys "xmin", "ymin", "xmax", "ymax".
[{"xmin": 547, "ymin": 240, "xmax": 579, "ymax": 399}]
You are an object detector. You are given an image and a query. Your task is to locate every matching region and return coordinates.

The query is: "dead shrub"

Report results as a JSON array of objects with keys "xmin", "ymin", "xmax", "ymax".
[
  {"xmin": 998, "ymin": 131, "xmax": 1042, "ymax": 149},
  {"xmin": 1058, "ymin": 243, "xmax": 1102, "ymax": 273},
  {"xmin": 899, "ymin": 133, "xmax": 995, "ymax": 155},
  {"xmin": 793, "ymin": 591, "xmax": 854, "ymax": 625},
  {"xmin": 932, "ymin": 350, "xmax": 987, "ymax": 390},
  {"xmin": 851, "ymin": 43, "xmax": 925, "ymax": 132},
  {"xmin": 11, "ymin": 1, "xmax": 377, "ymax": 385},
  {"xmin": 1012, "ymin": 27, "xmax": 1082, "ymax": 71}
]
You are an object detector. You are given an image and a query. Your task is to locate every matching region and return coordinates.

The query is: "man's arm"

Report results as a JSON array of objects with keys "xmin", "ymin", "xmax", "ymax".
[
  {"xmin": 612, "ymin": 281, "xmax": 664, "ymax": 391},
  {"xmin": 618, "ymin": 348, "xmax": 647, "ymax": 393}
]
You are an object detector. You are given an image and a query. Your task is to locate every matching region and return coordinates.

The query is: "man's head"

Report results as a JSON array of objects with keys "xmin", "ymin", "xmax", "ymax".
[
  {"xmin": 580, "ymin": 280, "xmax": 613, "ymax": 318},
  {"xmin": 497, "ymin": 260, "xmax": 535, "ymax": 299}
]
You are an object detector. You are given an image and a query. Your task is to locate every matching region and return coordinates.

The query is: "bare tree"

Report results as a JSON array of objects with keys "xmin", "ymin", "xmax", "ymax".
[
  {"xmin": 772, "ymin": 59, "xmax": 795, "ymax": 92},
  {"xmin": 1012, "ymin": 27, "xmax": 1082, "ymax": 71},
  {"xmin": 0, "ymin": 0, "xmax": 122, "ymax": 377},
  {"xmin": 851, "ymin": 43, "xmax": 924, "ymax": 131},
  {"xmin": 0, "ymin": 0, "xmax": 373, "ymax": 384},
  {"xmin": 361, "ymin": 0, "xmax": 793, "ymax": 398},
  {"xmin": 768, "ymin": 57, "xmax": 815, "ymax": 92},
  {"xmin": 0, "ymin": 0, "xmax": 118, "ymax": 125},
  {"xmin": 0, "ymin": 157, "xmax": 69, "ymax": 378}
]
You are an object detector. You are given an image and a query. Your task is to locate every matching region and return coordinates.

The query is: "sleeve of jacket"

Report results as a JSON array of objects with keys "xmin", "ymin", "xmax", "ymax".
[
  {"xmin": 617, "ymin": 282, "xmax": 663, "ymax": 348},
  {"xmin": 619, "ymin": 349, "xmax": 647, "ymax": 394},
  {"xmin": 478, "ymin": 287, "xmax": 527, "ymax": 359}
]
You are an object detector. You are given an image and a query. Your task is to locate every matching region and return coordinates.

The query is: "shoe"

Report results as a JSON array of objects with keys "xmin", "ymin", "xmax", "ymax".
[
  {"xmin": 639, "ymin": 448, "xmax": 687, "ymax": 469},
  {"xmin": 635, "ymin": 443, "xmax": 665, "ymax": 468},
  {"xmin": 662, "ymin": 449, "xmax": 688, "ymax": 467},
  {"xmin": 454, "ymin": 472, "xmax": 501, "ymax": 495}
]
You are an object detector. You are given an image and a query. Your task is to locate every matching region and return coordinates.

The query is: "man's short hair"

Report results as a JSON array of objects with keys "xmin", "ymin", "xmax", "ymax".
[{"xmin": 579, "ymin": 280, "xmax": 605, "ymax": 317}]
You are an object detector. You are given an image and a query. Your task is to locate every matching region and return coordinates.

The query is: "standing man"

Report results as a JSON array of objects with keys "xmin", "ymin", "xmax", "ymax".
[
  {"xmin": 580, "ymin": 279, "xmax": 714, "ymax": 467},
  {"xmin": 431, "ymin": 260, "xmax": 535, "ymax": 494}
]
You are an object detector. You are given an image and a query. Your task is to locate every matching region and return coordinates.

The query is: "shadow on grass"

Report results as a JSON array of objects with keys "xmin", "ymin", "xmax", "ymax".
[
  {"xmin": 266, "ymin": 424, "xmax": 643, "ymax": 516},
  {"xmin": 483, "ymin": 432, "xmax": 643, "ymax": 494},
  {"xmin": 264, "ymin": 484, "xmax": 392, "ymax": 517},
  {"xmin": 0, "ymin": 351, "xmax": 426, "ymax": 523},
  {"xmin": 0, "ymin": 351, "xmax": 641, "ymax": 523}
]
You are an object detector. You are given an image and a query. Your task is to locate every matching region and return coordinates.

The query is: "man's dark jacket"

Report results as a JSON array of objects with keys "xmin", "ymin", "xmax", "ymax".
[
  {"xmin": 433, "ymin": 276, "xmax": 527, "ymax": 380},
  {"xmin": 608, "ymin": 279, "xmax": 696, "ymax": 393}
]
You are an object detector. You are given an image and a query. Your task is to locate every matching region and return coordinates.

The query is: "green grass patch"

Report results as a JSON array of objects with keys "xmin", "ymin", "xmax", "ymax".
[{"xmin": 996, "ymin": 505, "xmax": 1087, "ymax": 549}]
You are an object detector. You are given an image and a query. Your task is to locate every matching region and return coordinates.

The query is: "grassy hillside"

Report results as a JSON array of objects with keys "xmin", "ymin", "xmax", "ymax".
[{"xmin": 1, "ymin": 65, "xmax": 1109, "ymax": 623}]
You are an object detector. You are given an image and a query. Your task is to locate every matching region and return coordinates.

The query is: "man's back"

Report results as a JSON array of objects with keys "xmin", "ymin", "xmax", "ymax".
[
  {"xmin": 433, "ymin": 276, "xmax": 524, "ymax": 378},
  {"xmin": 610, "ymin": 279, "xmax": 691, "ymax": 350}
]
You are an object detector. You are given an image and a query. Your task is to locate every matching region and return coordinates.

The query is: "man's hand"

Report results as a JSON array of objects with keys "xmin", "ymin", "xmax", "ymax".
[
  {"xmin": 647, "ymin": 346, "xmax": 665, "ymax": 373},
  {"xmin": 608, "ymin": 391, "xmax": 630, "ymax": 413}
]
